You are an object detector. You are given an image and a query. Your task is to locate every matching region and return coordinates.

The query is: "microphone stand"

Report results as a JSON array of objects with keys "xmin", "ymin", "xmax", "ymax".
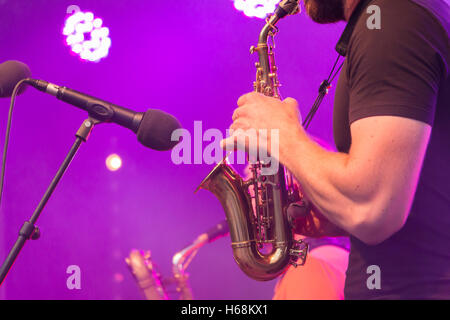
[{"xmin": 0, "ymin": 117, "xmax": 101, "ymax": 285}]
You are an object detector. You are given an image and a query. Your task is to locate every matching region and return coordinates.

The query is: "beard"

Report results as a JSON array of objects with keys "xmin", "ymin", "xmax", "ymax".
[{"xmin": 303, "ymin": 0, "xmax": 345, "ymax": 24}]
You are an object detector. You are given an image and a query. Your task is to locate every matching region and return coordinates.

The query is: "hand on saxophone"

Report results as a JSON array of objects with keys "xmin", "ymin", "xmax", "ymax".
[{"xmin": 220, "ymin": 92, "xmax": 304, "ymax": 165}]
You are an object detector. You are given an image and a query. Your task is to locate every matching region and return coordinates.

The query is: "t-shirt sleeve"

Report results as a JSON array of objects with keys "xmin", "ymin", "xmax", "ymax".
[{"xmin": 346, "ymin": 1, "xmax": 448, "ymax": 126}]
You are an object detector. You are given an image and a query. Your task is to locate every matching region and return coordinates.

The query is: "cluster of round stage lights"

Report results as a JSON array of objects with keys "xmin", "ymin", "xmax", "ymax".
[
  {"xmin": 233, "ymin": 0, "xmax": 281, "ymax": 19},
  {"xmin": 61, "ymin": 2, "xmax": 278, "ymax": 62},
  {"xmin": 61, "ymin": 5, "xmax": 278, "ymax": 174},
  {"xmin": 63, "ymin": 10, "xmax": 111, "ymax": 62}
]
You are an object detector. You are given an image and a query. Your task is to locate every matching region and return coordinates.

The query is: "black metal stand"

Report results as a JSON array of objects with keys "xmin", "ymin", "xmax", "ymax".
[{"xmin": 0, "ymin": 117, "xmax": 101, "ymax": 285}]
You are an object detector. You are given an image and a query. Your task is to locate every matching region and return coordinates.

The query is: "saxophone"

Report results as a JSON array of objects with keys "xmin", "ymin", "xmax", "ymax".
[
  {"xmin": 126, "ymin": 249, "xmax": 194, "ymax": 300},
  {"xmin": 126, "ymin": 220, "xmax": 229, "ymax": 299},
  {"xmin": 197, "ymin": 0, "xmax": 308, "ymax": 281},
  {"xmin": 126, "ymin": 250, "xmax": 169, "ymax": 300}
]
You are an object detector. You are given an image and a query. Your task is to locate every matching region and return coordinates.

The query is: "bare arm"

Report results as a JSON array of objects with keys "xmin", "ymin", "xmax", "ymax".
[
  {"xmin": 225, "ymin": 93, "xmax": 432, "ymax": 244},
  {"xmin": 282, "ymin": 114, "xmax": 431, "ymax": 244},
  {"xmin": 292, "ymin": 206, "xmax": 349, "ymax": 238}
]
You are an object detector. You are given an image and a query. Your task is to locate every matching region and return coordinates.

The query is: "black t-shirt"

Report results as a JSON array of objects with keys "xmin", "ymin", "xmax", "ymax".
[{"xmin": 333, "ymin": 0, "xmax": 450, "ymax": 299}]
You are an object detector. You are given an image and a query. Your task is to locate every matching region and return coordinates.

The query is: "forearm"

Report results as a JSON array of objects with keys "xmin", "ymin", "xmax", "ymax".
[
  {"xmin": 227, "ymin": 92, "xmax": 429, "ymax": 244},
  {"xmin": 292, "ymin": 207, "xmax": 349, "ymax": 238},
  {"xmin": 280, "ymin": 129, "xmax": 384, "ymax": 243}
]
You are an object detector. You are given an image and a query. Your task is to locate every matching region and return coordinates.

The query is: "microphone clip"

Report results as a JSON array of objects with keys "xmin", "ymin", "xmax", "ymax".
[{"xmin": 76, "ymin": 117, "xmax": 102, "ymax": 142}]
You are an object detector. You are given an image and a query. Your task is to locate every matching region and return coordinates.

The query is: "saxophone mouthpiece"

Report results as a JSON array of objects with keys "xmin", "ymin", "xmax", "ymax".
[{"xmin": 275, "ymin": 0, "xmax": 300, "ymax": 19}]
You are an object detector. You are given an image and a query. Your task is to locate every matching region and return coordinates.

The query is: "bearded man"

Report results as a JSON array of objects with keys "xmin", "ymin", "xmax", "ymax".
[{"xmin": 224, "ymin": 0, "xmax": 449, "ymax": 299}]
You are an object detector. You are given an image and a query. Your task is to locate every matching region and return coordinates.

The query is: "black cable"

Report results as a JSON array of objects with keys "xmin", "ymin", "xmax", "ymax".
[
  {"xmin": 0, "ymin": 79, "xmax": 27, "ymax": 209},
  {"xmin": 303, "ymin": 94, "xmax": 322, "ymax": 129},
  {"xmin": 304, "ymin": 94, "xmax": 325, "ymax": 130},
  {"xmin": 302, "ymin": 54, "xmax": 344, "ymax": 130},
  {"xmin": 329, "ymin": 59, "xmax": 344, "ymax": 84},
  {"xmin": 327, "ymin": 54, "xmax": 342, "ymax": 82}
]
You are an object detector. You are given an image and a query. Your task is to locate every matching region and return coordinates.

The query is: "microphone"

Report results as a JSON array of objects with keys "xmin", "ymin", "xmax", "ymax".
[
  {"xmin": 0, "ymin": 61, "xmax": 31, "ymax": 98},
  {"xmin": 194, "ymin": 219, "xmax": 230, "ymax": 245},
  {"xmin": 172, "ymin": 220, "xmax": 230, "ymax": 268},
  {"xmin": 24, "ymin": 79, "xmax": 181, "ymax": 151}
]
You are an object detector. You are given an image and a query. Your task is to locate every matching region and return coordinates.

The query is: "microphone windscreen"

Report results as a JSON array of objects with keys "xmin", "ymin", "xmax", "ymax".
[
  {"xmin": 0, "ymin": 61, "xmax": 31, "ymax": 98},
  {"xmin": 137, "ymin": 109, "xmax": 182, "ymax": 151}
]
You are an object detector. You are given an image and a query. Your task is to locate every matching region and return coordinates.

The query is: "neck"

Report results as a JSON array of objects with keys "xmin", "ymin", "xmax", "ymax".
[{"xmin": 344, "ymin": 0, "xmax": 361, "ymax": 20}]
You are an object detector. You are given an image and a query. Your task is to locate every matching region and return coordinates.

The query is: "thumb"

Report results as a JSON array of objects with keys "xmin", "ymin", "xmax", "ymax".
[
  {"xmin": 283, "ymin": 97, "xmax": 298, "ymax": 107},
  {"xmin": 283, "ymin": 97, "xmax": 302, "ymax": 124},
  {"xmin": 220, "ymin": 136, "xmax": 237, "ymax": 151},
  {"xmin": 220, "ymin": 133, "xmax": 249, "ymax": 153}
]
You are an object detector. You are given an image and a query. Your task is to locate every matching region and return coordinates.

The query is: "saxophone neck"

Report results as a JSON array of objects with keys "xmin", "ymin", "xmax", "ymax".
[
  {"xmin": 253, "ymin": 22, "xmax": 280, "ymax": 97},
  {"xmin": 258, "ymin": 14, "xmax": 280, "ymax": 45},
  {"xmin": 253, "ymin": 1, "xmax": 299, "ymax": 97},
  {"xmin": 258, "ymin": 0, "xmax": 299, "ymax": 44}
]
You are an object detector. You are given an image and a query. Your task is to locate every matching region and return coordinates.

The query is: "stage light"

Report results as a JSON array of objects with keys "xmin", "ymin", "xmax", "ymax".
[
  {"xmin": 113, "ymin": 273, "xmax": 124, "ymax": 283},
  {"xmin": 63, "ymin": 9, "xmax": 111, "ymax": 62},
  {"xmin": 233, "ymin": 0, "xmax": 281, "ymax": 19},
  {"xmin": 106, "ymin": 154, "xmax": 122, "ymax": 172}
]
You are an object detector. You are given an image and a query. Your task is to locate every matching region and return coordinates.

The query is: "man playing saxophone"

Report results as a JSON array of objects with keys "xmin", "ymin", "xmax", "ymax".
[{"xmin": 223, "ymin": 0, "xmax": 450, "ymax": 299}]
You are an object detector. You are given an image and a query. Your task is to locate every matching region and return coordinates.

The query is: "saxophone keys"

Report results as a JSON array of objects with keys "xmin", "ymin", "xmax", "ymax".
[{"xmin": 289, "ymin": 239, "xmax": 309, "ymax": 268}]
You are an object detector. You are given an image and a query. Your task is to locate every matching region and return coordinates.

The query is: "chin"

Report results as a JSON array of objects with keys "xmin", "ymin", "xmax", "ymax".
[{"xmin": 303, "ymin": 0, "xmax": 345, "ymax": 24}]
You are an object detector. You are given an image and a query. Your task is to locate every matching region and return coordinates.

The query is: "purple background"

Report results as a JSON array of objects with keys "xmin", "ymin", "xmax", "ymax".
[{"xmin": 0, "ymin": 0, "xmax": 344, "ymax": 299}]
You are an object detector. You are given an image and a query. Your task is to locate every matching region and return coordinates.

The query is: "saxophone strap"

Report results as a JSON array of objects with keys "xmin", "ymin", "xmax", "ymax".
[
  {"xmin": 335, "ymin": 0, "xmax": 377, "ymax": 57},
  {"xmin": 303, "ymin": 0, "xmax": 376, "ymax": 130}
]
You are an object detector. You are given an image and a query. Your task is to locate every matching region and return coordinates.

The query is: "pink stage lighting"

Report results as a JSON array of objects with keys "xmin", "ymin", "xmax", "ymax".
[
  {"xmin": 63, "ymin": 10, "xmax": 111, "ymax": 62},
  {"xmin": 233, "ymin": 0, "xmax": 281, "ymax": 19}
]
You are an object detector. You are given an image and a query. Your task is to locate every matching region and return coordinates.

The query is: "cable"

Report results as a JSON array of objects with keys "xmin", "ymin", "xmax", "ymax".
[
  {"xmin": 302, "ymin": 54, "xmax": 344, "ymax": 131},
  {"xmin": 0, "ymin": 79, "xmax": 27, "ymax": 209}
]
